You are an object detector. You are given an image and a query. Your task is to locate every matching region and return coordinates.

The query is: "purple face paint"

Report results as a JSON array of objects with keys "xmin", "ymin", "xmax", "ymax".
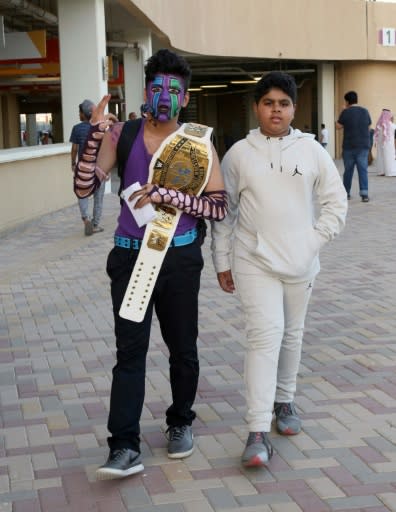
[{"xmin": 146, "ymin": 74, "xmax": 185, "ymax": 121}]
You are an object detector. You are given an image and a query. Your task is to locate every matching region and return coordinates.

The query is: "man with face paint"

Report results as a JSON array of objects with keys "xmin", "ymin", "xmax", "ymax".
[
  {"xmin": 147, "ymin": 74, "xmax": 184, "ymax": 121},
  {"xmin": 74, "ymin": 49, "xmax": 227, "ymax": 480}
]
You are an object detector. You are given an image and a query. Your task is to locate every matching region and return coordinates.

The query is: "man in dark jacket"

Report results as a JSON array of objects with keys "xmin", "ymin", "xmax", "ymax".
[{"xmin": 336, "ymin": 90, "xmax": 371, "ymax": 202}]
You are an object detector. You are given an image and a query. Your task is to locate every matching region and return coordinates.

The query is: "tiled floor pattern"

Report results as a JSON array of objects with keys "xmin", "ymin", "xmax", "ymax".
[{"xmin": 1, "ymin": 164, "xmax": 396, "ymax": 511}]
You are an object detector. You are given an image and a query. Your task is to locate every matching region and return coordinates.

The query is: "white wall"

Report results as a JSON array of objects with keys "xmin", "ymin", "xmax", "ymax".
[{"xmin": 0, "ymin": 145, "xmax": 75, "ymax": 232}]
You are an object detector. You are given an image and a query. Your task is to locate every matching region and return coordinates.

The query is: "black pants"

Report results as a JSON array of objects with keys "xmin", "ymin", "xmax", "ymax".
[{"xmin": 106, "ymin": 241, "xmax": 203, "ymax": 452}]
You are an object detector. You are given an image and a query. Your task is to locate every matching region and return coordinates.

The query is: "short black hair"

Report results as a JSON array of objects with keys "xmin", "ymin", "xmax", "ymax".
[
  {"xmin": 344, "ymin": 91, "xmax": 358, "ymax": 105},
  {"xmin": 254, "ymin": 71, "xmax": 297, "ymax": 104},
  {"xmin": 144, "ymin": 49, "xmax": 192, "ymax": 90}
]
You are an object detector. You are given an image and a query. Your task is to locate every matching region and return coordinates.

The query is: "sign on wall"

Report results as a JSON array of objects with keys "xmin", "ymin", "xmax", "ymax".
[{"xmin": 379, "ymin": 28, "xmax": 396, "ymax": 46}]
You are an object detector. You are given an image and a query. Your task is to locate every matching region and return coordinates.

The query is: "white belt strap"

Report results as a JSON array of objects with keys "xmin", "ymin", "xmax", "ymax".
[{"xmin": 119, "ymin": 123, "xmax": 213, "ymax": 322}]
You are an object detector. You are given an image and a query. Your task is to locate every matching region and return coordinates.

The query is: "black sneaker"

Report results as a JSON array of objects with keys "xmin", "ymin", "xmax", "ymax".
[
  {"xmin": 361, "ymin": 196, "xmax": 369, "ymax": 203},
  {"xmin": 274, "ymin": 402, "xmax": 301, "ymax": 435},
  {"xmin": 96, "ymin": 448, "xmax": 144, "ymax": 480},
  {"xmin": 166, "ymin": 425, "xmax": 194, "ymax": 459},
  {"xmin": 241, "ymin": 432, "xmax": 273, "ymax": 467},
  {"xmin": 347, "ymin": 194, "xmax": 351, "ymax": 200}
]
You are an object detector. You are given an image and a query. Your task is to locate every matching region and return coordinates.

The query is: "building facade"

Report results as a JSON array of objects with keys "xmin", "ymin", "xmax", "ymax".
[{"xmin": 0, "ymin": 0, "xmax": 396, "ymax": 231}]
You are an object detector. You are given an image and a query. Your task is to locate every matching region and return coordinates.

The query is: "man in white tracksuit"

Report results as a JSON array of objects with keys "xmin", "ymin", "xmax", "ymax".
[{"xmin": 211, "ymin": 71, "xmax": 347, "ymax": 468}]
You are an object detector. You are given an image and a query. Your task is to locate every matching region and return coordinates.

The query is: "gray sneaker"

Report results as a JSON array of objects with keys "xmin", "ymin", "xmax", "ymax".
[
  {"xmin": 166, "ymin": 425, "xmax": 194, "ymax": 459},
  {"xmin": 96, "ymin": 448, "xmax": 144, "ymax": 480},
  {"xmin": 274, "ymin": 402, "xmax": 301, "ymax": 435},
  {"xmin": 241, "ymin": 431, "xmax": 273, "ymax": 467}
]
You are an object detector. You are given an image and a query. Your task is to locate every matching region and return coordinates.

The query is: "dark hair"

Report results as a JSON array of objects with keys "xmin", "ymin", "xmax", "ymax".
[
  {"xmin": 344, "ymin": 91, "xmax": 358, "ymax": 105},
  {"xmin": 144, "ymin": 49, "xmax": 192, "ymax": 90},
  {"xmin": 254, "ymin": 71, "xmax": 297, "ymax": 104}
]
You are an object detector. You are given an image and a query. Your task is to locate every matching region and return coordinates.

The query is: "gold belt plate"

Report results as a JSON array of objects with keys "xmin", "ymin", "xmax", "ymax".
[
  {"xmin": 147, "ymin": 206, "xmax": 177, "ymax": 251},
  {"xmin": 152, "ymin": 205, "xmax": 176, "ymax": 230},
  {"xmin": 147, "ymin": 229, "xmax": 169, "ymax": 251},
  {"xmin": 152, "ymin": 134, "xmax": 210, "ymax": 195}
]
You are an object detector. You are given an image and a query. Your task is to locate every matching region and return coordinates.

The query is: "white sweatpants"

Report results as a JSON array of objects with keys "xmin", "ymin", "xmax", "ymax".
[{"xmin": 234, "ymin": 265, "xmax": 313, "ymax": 433}]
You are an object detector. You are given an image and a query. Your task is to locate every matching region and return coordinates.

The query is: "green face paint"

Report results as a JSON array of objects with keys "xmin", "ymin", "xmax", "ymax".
[{"xmin": 147, "ymin": 74, "xmax": 185, "ymax": 121}]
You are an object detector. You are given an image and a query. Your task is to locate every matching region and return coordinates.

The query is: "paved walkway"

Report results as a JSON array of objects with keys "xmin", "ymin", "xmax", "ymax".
[{"xmin": 1, "ymin": 163, "xmax": 396, "ymax": 512}]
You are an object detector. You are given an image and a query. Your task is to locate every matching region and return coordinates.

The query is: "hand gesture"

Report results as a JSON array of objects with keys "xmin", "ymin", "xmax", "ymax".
[
  {"xmin": 128, "ymin": 183, "xmax": 156, "ymax": 209},
  {"xmin": 90, "ymin": 94, "xmax": 118, "ymax": 126}
]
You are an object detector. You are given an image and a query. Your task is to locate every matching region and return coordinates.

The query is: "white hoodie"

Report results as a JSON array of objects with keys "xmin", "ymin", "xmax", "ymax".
[{"xmin": 211, "ymin": 127, "xmax": 348, "ymax": 281}]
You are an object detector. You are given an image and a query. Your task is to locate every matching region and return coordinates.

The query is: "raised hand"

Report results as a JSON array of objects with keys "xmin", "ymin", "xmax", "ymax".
[{"xmin": 90, "ymin": 94, "xmax": 118, "ymax": 126}]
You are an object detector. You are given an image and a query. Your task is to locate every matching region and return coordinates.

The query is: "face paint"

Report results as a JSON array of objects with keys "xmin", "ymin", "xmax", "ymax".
[{"xmin": 146, "ymin": 74, "xmax": 185, "ymax": 121}]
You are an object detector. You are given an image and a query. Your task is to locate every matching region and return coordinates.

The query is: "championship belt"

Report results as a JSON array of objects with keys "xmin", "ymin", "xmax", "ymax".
[{"xmin": 119, "ymin": 122, "xmax": 213, "ymax": 322}]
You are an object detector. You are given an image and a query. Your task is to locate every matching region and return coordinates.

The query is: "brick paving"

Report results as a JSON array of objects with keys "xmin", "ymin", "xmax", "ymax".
[{"xmin": 1, "ymin": 162, "xmax": 396, "ymax": 511}]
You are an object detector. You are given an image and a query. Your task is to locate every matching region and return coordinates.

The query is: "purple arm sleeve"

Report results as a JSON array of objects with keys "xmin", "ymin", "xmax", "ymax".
[
  {"xmin": 73, "ymin": 122, "xmax": 107, "ymax": 198},
  {"xmin": 148, "ymin": 187, "xmax": 228, "ymax": 221}
]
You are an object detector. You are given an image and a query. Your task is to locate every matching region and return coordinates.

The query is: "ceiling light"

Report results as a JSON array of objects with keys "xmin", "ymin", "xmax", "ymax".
[
  {"xmin": 200, "ymin": 84, "xmax": 228, "ymax": 89},
  {"xmin": 230, "ymin": 80, "xmax": 257, "ymax": 84},
  {"xmin": 188, "ymin": 87, "xmax": 202, "ymax": 92}
]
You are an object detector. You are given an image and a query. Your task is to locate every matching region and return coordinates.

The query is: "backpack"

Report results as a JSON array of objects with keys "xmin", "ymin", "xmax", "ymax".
[
  {"xmin": 115, "ymin": 118, "xmax": 207, "ymax": 245},
  {"xmin": 116, "ymin": 118, "xmax": 143, "ymax": 200}
]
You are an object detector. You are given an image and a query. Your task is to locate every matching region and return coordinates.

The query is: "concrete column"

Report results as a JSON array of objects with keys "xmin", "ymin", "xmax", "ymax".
[
  {"xmin": 123, "ymin": 31, "xmax": 152, "ymax": 118},
  {"xmin": 58, "ymin": 0, "xmax": 108, "ymax": 143},
  {"xmin": 1, "ymin": 93, "xmax": 19, "ymax": 148},
  {"xmin": 51, "ymin": 111, "xmax": 63, "ymax": 144},
  {"xmin": 317, "ymin": 63, "xmax": 335, "ymax": 158},
  {"xmin": 26, "ymin": 114, "xmax": 37, "ymax": 146},
  {"xmin": 58, "ymin": 0, "xmax": 111, "ymax": 192},
  {"xmin": 0, "ymin": 95, "xmax": 4, "ymax": 149}
]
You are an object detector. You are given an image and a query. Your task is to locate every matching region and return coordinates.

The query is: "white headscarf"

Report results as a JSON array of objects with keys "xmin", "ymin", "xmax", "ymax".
[{"xmin": 374, "ymin": 109, "xmax": 393, "ymax": 145}]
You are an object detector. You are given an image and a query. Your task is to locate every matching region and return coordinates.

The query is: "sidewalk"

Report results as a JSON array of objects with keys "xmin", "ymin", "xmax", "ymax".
[{"xmin": 1, "ymin": 163, "xmax": 396, "ymax": 512}]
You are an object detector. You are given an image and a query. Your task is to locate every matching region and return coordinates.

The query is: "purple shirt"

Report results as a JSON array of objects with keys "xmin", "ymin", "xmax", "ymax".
[{"xmin": 115, "ymin": 120, "xmax": 197, "ymax": 238}]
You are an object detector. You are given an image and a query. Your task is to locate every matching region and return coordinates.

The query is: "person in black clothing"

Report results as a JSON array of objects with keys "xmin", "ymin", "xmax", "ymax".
[{"xmin": 336, "ymin": 91, "xmax": 371, "ymax": 202}]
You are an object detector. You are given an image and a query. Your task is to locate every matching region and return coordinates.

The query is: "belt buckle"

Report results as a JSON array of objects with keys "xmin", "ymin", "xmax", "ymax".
[{"xmin": 147, "ymin": 229, "xmax": 168, "ymax": 251}]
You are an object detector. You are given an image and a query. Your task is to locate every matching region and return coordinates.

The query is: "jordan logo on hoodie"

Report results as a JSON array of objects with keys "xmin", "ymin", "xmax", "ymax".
[{"xmin": 292, "ymin": 165, "xmax": 302, "ymax": 176}]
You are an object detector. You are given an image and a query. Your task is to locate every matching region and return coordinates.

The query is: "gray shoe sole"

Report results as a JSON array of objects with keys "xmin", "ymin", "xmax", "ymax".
[
  {"xmin": 168, "ymin": 445, "xmax": 194, "ymax": 459},
  {"xmin": 96, "ymin": 462, "xmax": 144, "ymax": 480}
]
